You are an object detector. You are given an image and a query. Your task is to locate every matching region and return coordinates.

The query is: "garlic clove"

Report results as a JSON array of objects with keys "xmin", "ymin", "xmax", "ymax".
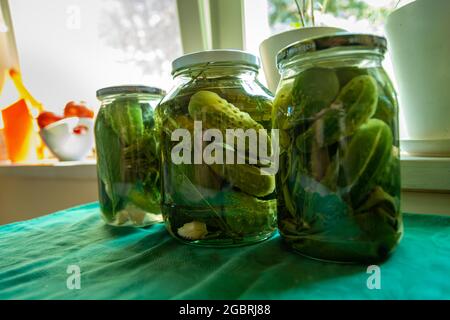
[{"xmin": 177, "ymin": 221, "xmax": 208, "ymax": 240}]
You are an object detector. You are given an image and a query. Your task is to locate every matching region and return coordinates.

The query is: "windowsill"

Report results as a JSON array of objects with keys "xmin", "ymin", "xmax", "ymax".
[
  {"xmin": 0, "ymin": 155, "xmax": 448, "ymax": 221},
  {"xmin": 0, "ymin": 155, "xmax": 449, "ymax": 191},
  {"xmin": 0, "ymin": 159, "xmax": 97, "ymax": 180},
  {"xmin": 400, "ymin": 155, "xmax": 450, "ymax": 192}
]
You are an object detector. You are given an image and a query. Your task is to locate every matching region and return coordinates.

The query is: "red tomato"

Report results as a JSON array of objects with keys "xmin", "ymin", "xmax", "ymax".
[
  {"xmin": 73, "ymin": 125, "xmax": 88, "ymax": 135},
  {"xmin": 37, "ymin": 111, "xmax": 64, "ymax": 129},
  {"xmin": 64, "ymin": 101, "xmax": 94, "ymax": 119}
]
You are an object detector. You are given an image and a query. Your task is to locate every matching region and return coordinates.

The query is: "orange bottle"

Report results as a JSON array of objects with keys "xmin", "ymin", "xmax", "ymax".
[
  {"xmin": 3, "ymin": 69, "xmax": 45, "ymax": 161},
  {"xmin": 1, "ymin": 99, "xmax": 38, "ymax": 162}
]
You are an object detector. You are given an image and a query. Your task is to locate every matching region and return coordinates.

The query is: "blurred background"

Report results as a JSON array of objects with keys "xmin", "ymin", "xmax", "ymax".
[{"xmin": 1, "ymin": 0, "xmax": 403, "ymax": 115}]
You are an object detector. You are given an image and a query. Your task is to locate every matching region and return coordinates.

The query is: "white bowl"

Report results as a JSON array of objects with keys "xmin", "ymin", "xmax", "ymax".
[{"xmin": 40, "ymin": 117, "xmax": 94, "ymax": 161}]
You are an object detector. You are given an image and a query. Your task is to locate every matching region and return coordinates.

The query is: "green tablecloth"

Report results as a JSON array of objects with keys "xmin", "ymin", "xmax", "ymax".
[{"xmin": 0, "ymin": 203, "xmax": 449, "ymax": 300}]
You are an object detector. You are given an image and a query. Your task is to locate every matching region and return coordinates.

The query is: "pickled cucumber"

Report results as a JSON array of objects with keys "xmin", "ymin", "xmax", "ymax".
[
  {"xmin": 337, "ymin": 75, "xmax": 378, "ymax": 131},
  {"xmin": 272, "ymin": 79, "xmax": 294, "ymax": 129},
  {"xmin": 188, "ymin": 90, "xmax": 264, "ymax": 132},
  {"xmin": 223, "ymin": 191, "xmax": 276, "ymax": 235},
  {"xmin": 296, "ymin": 75, "xmax": 378, "ymax": 152},
  {"xmin": 107, "ymin": 98, "xmax": 144, "ymax": 144},
  {"xmin": 186, "ymin": 90, "xmax": 275, "ymax": 197},
  {"xmin": 374, "ymin": 147, "xmax": 401, "ymax": 197},
  {"xmin": 373, "ymin": 95, "xmax": 395, "ymax": 125},
  {"xmin": 128, "ymin": 185, "xmax": 161, "ymax": 214},
  {"xmin": 292, "ymin": 67, "xmax": 340, "ymax": 119},
  {"xmin": 219, "ymin": 90, "xmax": 273, "ymax": 122},
  {"xmin": 162, "ymin": 114, "xmax": 195, "ymax": 133},
  {"xmin": 165, "ymin": 190, "xmax": 276, "ymax": 243},
  {"xmin": 341, "ymin": 119, "xmax": 392, "ymax": 183},
  {"xmin": 340, "ymin": 119, "xmax": 393, "ymax": 204},
  {"xmin": 95, "ymin": 108, "xmax": 124, "ymax": 214},
  {"xmin": 336, "ymin": 66, "xmax": 368, "ymax": 87},
  {"xmin": 296, "ymin": 107, "xmax": 346, "ymax": 152},
  {"xmin": 210, "ymin": 163, "xmax": 275, "ymax": 197}
]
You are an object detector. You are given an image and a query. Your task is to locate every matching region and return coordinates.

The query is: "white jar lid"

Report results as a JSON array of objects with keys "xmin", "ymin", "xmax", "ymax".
[
  {"xmin": 172, "ymin": 49, "xmax": 260, "ymax": 74},
  {"xmin": 96, "ymin": 85, "xmax": 166, "ymax": 99}
]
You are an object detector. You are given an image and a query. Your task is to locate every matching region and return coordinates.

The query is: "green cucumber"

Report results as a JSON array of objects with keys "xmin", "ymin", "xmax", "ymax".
[
  {"xmin": 292, "ymin": 67, "xmax": 340, "ymax": 119},
  {"xmin": 188, "ymin": 90, "xmax": 264, "ymax": 132},
  {"xmin": 107, "ymin": 98, "xmax": 144, "ymax": 145},
  {"xmin": 222, "ymin": 191, "xmax": 277, "ymax": 235},
  {"xmin": 296, "ymin": 75, "xmax": 379, "ymax": 152},
  {"xmin": 340, "ymin": 119, "xmax": 393, "ymax": 204},
  {"xmin": 210, "ymin": 163, "xmax": 275, "ymax": 197}
]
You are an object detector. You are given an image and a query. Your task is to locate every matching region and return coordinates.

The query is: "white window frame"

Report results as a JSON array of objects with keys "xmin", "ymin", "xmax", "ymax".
[{"xmin": 176, "ymin": 0, "xmax": 246, "ymax": 53}]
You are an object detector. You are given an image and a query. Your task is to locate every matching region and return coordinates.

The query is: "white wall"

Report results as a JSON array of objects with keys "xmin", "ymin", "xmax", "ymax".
[{"xmin": 0, "ymin": 163, "xmax": 98, "ymax": 224}]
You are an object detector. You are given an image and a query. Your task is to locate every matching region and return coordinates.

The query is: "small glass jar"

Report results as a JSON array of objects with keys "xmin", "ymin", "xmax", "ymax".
[
  {"xmin": 157, "ymin": 50, "xmax": 276, "ymax": 246},
  {"xmin": 95, "ymin": 85, "xmax": 166, "ymax": 227},
  {"xmin": 274, "ymin": 33, "xmax": 402, "ymax": 263}
]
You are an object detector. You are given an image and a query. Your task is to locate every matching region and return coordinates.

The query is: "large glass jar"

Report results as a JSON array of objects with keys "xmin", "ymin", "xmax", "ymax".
[
  {"xmin": 157, "ymin": 50, "xmax": 277, "ymax": 246},
  {"xmin": 95, "ymin": 85, "xmax": 166, "ymax": 227},
  {"xmin": 274, "ymin": 34, "xmax": 402, "ymax": 263}
]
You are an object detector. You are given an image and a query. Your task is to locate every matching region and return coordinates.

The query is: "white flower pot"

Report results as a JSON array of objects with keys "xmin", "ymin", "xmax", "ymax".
[
  {"xmin": 386, "ymin": 0, "xmax": 450, "ymax": 145},
  {"xmin": 259, "ymin": 26, "xmax": 345, "ymax": 93}
]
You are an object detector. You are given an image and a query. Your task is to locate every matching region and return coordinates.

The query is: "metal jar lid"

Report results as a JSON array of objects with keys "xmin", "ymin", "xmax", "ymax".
[
  {"xmin": 276, "ymin": 33, "xmax": 387, "ymax": 69},
  {"xmin": 171, "ymin": 49, "xmax": 260, "ymax": 74},
  {"xmin": 96, "ymin": 85, "xmax": 166, "ymax": 99}
]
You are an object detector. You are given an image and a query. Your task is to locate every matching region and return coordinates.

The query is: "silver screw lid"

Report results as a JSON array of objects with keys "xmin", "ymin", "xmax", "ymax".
[
  {"xmin": 276, "ymin": 32, "xmax": 387, "ymax": 69},
  {"xmin": 96, "ymin": 85, "xmax": 166, "ymax": 99},
  {"xmin": 171, "ymin": 49, "xmax": 260, "ymax": 74}
]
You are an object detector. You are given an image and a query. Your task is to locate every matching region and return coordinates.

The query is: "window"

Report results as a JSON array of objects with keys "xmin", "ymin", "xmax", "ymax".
[
  {"xmin": 2, "ymin": 0, "xmax": 182, "ymax": 114},
  {"xmin": 267, "ymin": 0, "xmax": 401, "ymax": 35},
  {"xmin": 243, "ymin": 0, "xmax": 412, "ymax": 138},
  {"xmin": 0, "ymin": 0, "xmax": 423, "ymax": 138},
  {"xmin": 244, "ymin": 0, "xmax": 408, "ymax": 53}
]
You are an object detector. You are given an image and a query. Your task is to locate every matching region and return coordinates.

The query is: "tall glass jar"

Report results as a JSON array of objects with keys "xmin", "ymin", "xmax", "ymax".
[
  {"xmin": 274, "ymin": 34, "xmax": 402, "ymax": 263},
  {"xmin": 157, "ymin": 50, "xmax": 277, "ymax": 246},
  {"xmin": 95, "ymin": 85, "xmax": 166, "ymax": 227}
]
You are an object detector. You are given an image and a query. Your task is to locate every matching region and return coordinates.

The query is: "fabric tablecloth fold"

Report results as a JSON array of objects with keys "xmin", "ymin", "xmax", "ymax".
[{"xmin": 0, "ymin": 203, "xmax": 449, "ymax": 299}]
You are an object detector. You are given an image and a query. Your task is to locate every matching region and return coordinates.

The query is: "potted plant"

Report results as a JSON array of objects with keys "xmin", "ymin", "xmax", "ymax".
[
  {"xmin": 385, "ymin": 0, "xmax": 450, "ymax": 156},
  {"xmin": 259, "ymin": 0, "xmax": 344, "ymax": 93}
]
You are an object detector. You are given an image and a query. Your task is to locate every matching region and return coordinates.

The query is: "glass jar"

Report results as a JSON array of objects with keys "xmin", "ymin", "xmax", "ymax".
[
  {"xmin": 274, "ymin": 34, "xmax": 402, "ymax": 263},
  {"xmin": 157, "ymin": 50, "xmax": 277, "ymax": 246},
  {"xmin": 95, "ymin": 85, "xmax": 166, "ymax": 227}
]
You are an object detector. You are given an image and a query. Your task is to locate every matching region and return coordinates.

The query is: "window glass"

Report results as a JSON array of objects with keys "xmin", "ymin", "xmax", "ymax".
[
  {"xmin": 3, "ymin": 0, "xmax": 182, "ymax": 113},
  {"xmin": 244, "ymin": 0, "xmax": 410, "ymax": 137},
  {"xmin": 244, "ymin": 0, "xmax": 409, "ymax": 51},
  {"xmin": 268, "ymin": 0, "xmax": 401, "ymax": 35}
]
